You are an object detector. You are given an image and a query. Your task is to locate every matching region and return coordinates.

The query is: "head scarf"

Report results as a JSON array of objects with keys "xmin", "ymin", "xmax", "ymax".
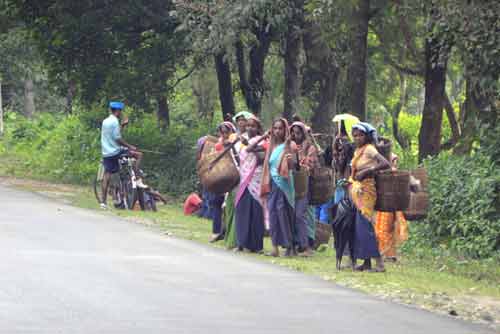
[
  {"xmin": 217, "ymin": 121, "xmax": 236, "ymax": 134},
  {"xmin": 352, "ymin": 122, "xmax": 378, "ymax": 143},
  {"xmin": 196, "ymin": 136, "xmax": 207, "ymax": 151},
  {"xmin": 261, "ymin": 118, "xmax": 291, "ymax": 197},
  {"xmin": 232, "ymin": 111, "xmax": 254, "ymax": 123},
  {"xmin": 247, "ymin": 115, "xmax": 264, "ymax": 135}
]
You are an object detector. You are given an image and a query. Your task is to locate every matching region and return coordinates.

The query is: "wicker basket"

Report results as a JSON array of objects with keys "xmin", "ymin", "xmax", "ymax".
[
  {"xmin": 198, "ymin": 151, "xmax": 240, "ymax": 194},
  {"xmin": 310, "ymin": 167, "xmax": 335, "ymax": 205},
  {"xmin": 410, "ymin": 167, "xmax": 428, "ymax": 192},
  {"xmin": 404, "ymin": 191, "xmax": 429, "ymax": 221},
  {"xmin": 293, "ymin": 169, "xmax": 309, "ymax": 200},
  {"xmin": 376, "ymin": 137, "xmax": 392, "ymax": 162},
  {"xmin": 314, "ymin": 222, "xmax": 332, "ymax": 250},
  {"xmin": 375, "ymin": 170, "xmax": 410, "ymax": 211}
]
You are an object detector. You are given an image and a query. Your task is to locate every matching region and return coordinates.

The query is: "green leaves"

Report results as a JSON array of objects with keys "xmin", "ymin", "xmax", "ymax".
[{"xmin": 420, "ymin": 151, "xmax": 500, "ymax": 258}]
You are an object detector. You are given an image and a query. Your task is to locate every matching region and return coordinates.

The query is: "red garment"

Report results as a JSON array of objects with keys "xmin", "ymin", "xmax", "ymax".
[{"xmin": 183, "ymin": 193, "xmax": 202, "ymax": 215}]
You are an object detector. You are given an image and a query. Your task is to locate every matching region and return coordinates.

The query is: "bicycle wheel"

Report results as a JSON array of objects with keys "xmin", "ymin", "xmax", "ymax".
[{"xmin": 94, "ymin": 163, "xmax": 105, "ymax": 204}]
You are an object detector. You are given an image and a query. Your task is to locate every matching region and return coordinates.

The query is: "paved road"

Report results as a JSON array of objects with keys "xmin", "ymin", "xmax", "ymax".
[{"xmin": 0, "ymin": 185, "xmax": 490, "ymax": 334}]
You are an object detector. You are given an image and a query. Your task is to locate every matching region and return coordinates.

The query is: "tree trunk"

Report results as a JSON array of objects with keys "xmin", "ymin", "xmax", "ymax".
[
  {"xmin": 23, "ymin": 78, "xmax": 35, "ymax": 118},
  {"xmin": 214, "ymin": 52, "xmax": 235, "ymax": 120},
  {"xmin": 391, "ymin": 74, "xmax": 410, "ymax": 149},
  {"xmin": 283, "ymin": 0, "xmax": 304, "ymax": 122},
  {"xmin": 303, "ymin": 22, "xmax": 339, "ymax": 134},
  {"xmin": 440, "ymin": 93, "xmax": 461, "ymax": 150},
  {"xmin": 156, "ymin": 95, "xmax": 170, "ymax": 129},
  {"xmin": 418, "ymin": 35, "xmax": 448, "ymax": 162},
  {"xmin": 346, "ymin": 0, "xmax": 370, "ymax": 121},
  {"xmin": 65, "ymin": 79, "xmax": 76, "ymax": 114},
  {"xmin": 0, "ymin": 79, "xmax": 3, "ymax": 136},
  {"xmin": 453, "ymin": 79, "xmax": 480, "ymax": 155},
  {"xmin": 235, "ymin": 24, "xmax": 272, "ymax": 115}
]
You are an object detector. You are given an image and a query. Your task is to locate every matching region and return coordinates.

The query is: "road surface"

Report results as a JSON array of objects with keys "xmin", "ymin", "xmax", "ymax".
[{"xmin": 0, "ymin": 185, "xmax": 490, "ymax": 333}]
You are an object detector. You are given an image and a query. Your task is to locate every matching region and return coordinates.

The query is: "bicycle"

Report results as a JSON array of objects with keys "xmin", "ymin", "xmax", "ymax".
[{"xmin": 94, "ymin": 152, "xmax": 146, "ymax": 210}]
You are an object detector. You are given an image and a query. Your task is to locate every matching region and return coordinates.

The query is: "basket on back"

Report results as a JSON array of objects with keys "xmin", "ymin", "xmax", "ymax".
[
  {"xmin": 375, "ymin": 170, "xmax": 410, "ymax": 211},
  {"xmin": 198, "ymin": 150, "xmax": 240, "ymax": 195},
  {"xmin": 309, "ymin": 167, "xmax": 335, "ymax": 205},
  {"xmin": 404, "ymin": 167, "xmax": 429, "ymax": 220}
]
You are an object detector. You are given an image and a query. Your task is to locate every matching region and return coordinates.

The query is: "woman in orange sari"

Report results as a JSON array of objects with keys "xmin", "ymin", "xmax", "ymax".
[
  {"xmin": 349, "ymin": 122, "xmax": 391, "ymax": 272},
  {"xmin": 374, "ymin": 154, "xmax": 409, "ymax": 261}
]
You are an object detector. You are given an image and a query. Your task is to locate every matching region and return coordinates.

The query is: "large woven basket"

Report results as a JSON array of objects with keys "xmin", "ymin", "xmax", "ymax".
[
  {"xmin": 375, "ymin": 170, "xmax": 410, "ymax": 211},
  {"xmin": 293, "ymin": 169, "xmax": 309, "ymax": 200},
  {"xmin": 198, "ymin": 151, "xmax": 240, "ymax": 194},
  {"xmin": 310, "ymin": 167, "xmax": 335, "ymax": 205},
  {"xmin": 376, "ymin": 137, "xmax": 392, "ymax": 162},
  {"xmin": 410, "ymin": 167, "xmax": 428, "ymax": 192},
  {"xmin": 404, "ymin": 191, "xmax": 429, "ymax": 221}
]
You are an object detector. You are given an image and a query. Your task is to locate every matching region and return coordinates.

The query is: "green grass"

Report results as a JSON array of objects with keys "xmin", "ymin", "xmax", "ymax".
[{"xmin": 0, "ymin": 152, "xmax": 498, "ymax": 326}]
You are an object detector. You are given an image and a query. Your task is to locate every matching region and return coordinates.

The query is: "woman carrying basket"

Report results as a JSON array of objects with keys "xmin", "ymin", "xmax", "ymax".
[
  {"xmin": 261, "ymin": 118, "xmax": 296, "ymax": 257},
  {"xmin": 349, "ymin": 122, "xmax": 391, "ymax": 272}
]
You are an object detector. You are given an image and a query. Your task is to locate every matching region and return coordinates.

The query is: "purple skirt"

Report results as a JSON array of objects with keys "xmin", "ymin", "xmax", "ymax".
[
  {"xmin": 235, "ymin": 189, "xmax": 265, "ymax": 252},
  {"xmin": 267, "ymin": 180, "xmax": 309, "ymax": 249},
  {"xmin": 353, "ymin": 211, "xmax": 380, "ymax": 259}
]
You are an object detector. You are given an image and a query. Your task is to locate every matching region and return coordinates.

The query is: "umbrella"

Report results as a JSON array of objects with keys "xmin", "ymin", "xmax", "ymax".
[
  {"xmin": 332, "ymin": 114, "xmax": 360, "ymax": 140},
  {"xmin": 332, "ymin": 113, "xmax": 360, "ymax": 123},
  {"xmin": 331, "ymin": 198, "xmax": 357, "ymax": 270}
]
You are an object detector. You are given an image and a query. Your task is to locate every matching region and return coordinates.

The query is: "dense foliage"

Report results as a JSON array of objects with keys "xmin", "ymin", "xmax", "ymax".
[{"xmin": 0, "ymin": 111, "xmax": 211, "ymax": 195}]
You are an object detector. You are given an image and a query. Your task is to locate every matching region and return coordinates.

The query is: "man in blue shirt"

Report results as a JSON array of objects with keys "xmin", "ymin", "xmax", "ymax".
[{"xmin": 100, "ymin": 101, "xmax": 146, "ymax": 209}]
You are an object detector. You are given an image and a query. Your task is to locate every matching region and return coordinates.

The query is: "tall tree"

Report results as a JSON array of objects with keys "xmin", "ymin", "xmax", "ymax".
[
  {"xmin": 346, "ymin": 0, "xmax": 371, "ymax": 121},
  {"xmin": 283, "ymin": 0, "xmax": 304, "ymax": 121},
  {"xmin": 235, "ymin": 24, "xmax": 273, "ymax": 115},
  {"xmin": 302, "ymin": 21, "xmax": 339, "ymax": 134},
  {"xmin": 214, "ymin": 51, "xmax": 235, "ymax": 119},
  {"xmin": 418, "ymin": 5, "xmax": 451, "ymax": 162}
]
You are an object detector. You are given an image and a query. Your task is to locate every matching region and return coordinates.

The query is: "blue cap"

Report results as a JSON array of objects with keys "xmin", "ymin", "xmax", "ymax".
[{"xmin": 109, "ymin": 101, "xmax": 124, "ymax": 110}]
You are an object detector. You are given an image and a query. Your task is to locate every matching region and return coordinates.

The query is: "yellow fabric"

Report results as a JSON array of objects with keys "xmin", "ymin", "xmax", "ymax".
[{"xmin": 349, "ymin": 144, "xmax": 378, "ymax": 222}]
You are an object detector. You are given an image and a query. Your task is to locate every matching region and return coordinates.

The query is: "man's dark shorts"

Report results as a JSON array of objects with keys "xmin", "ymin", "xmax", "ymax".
[{"xmin": 103, "ymin": 149, "xmax": 127, "ymax": 173}]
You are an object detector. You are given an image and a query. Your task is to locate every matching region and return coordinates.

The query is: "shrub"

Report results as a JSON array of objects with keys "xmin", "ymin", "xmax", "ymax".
[{"xmin": 410, "ymin": 152, "xmax": 500, "ymax": 258}]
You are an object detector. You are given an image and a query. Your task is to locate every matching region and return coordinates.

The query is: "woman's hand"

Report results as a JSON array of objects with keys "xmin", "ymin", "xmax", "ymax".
[
  {"xmin": 354, "ymin": 167, "xmax": 373, "ymax": 181},
  {"xmin": 240, "ymin": 136, "xmax": 249, "ymax": 146}
]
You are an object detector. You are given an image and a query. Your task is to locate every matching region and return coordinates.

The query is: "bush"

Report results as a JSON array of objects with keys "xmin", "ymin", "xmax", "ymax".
[
  {"xmin": 408, "ymin": 152, "xmax": 500, "ymax": 258},
  {"xmin": 0, "ymin": 110, "xmax": 214, "ymax": 196}
]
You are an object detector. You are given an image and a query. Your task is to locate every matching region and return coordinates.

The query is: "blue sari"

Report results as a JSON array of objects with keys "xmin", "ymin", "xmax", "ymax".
[{"xmin": 267, "ymin": 143, "xmax": 309, "ymax": 249}]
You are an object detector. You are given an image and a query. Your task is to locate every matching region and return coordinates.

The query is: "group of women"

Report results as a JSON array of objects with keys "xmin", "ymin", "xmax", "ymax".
[{"xmin": 195, "ymin": 112, "xmax": 409, "ymax": 272}]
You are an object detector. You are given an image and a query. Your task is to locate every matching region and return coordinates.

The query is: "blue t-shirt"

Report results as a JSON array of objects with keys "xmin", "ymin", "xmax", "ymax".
[{"xmin": 101, "ymin": 114, "xmax": 122, "ymax": 157}]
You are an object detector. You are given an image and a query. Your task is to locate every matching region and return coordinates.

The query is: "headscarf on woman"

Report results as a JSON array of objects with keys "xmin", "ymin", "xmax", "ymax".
[
  {"xmin": 260, "ymin": 118, "xmax": 291, "ymax": 197},
  {"xmin": 290, "ymin": 121, "xmax": 319, "ymax": 171},
  {"xmin": 235, "ymin": 116, "xmax": 267, "ymax": 207}
]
